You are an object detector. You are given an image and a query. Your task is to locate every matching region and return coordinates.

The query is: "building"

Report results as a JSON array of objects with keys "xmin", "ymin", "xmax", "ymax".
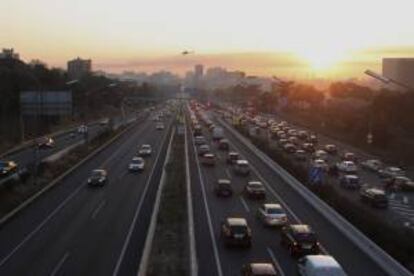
[
  {"xmin": 383, "ymin": 58, "xmax": 414, "ymax": 89},
  {"xmin": 194, "ymin": 64, "xmax": 204, "ymax": 89},
  {"xmin": 67, "ymin": 57, "xmax": 92, "ymax": 80},
  {"xmin": 0, "ymin": 48, "xmax": 19, "ymax": 60}
]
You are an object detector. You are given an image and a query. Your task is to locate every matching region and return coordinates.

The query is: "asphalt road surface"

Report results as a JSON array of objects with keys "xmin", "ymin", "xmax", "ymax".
[{"xmin": 0, "ymin": 115, "xmax": 173, "ymax": 276}]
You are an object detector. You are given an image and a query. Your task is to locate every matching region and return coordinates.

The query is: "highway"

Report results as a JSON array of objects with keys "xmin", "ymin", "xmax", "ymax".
[
  {"xmin": 186, "ymin": 107, "xmax": 392, "ymax": 276},
  {"xmin": 0, "ymin": 113, "xmax": 173, "ymax": 276}
]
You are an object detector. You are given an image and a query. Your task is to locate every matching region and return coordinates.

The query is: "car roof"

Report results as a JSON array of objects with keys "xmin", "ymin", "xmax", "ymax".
[
  {"xmin": 304, "ymin": 255, "xmax": 341, "ymax": 268},
  {"xmin": 250, "ymin": 263, "xmax": 277, "ymax": 275},
  {"xmin": 367, "ymin": 188, "xmax": 386, "ymax": 195},
  {"xmin": 290, "ymin": 224, "xmax": 313, "ymax": 234},
  {"xmin": 237, "ymin": 160, "xmax": 249, "ymax": 165},
  {"xmin": 263, "ymin": 203, "xmax": 282, "ymax": 209},
  {"xmin": 218, "ymin": 179, "xmax": 231, "ymax": 184},
  {"xmin": 344, "ymin": 174, "xmax": 358, "ymax": 179},
  {"xmin": 204, "ymin": 153, "xmax": 215, "ymax": 157},
  {"xmin": 248, "ymin": 181, "xmax": 263, "ymax": 186},
  {"xmin": 132, "ymin": 157, "xmax": 144, "ymax": 161},
  {"xmin": 227, "ymin": 217, "xmax": 247, "ymax": 226},
  {"xmin": 92, "ymin": 169, "xmax": 106, "ymax": 173}
]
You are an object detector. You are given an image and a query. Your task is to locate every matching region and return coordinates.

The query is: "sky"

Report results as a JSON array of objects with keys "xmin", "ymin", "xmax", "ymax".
[{"xmin": 2, "ymin": 0, "xmax": 414, "ymax": 79}]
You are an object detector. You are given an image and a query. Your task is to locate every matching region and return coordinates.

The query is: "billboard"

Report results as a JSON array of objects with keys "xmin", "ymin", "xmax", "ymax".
[{"xmin": 20, "ymin": 91, "xmax": 72, "ymax": 116}]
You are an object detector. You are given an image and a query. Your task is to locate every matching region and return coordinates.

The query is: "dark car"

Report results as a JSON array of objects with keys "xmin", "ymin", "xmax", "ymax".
[
  {"xmin": 244, "ymin": 181, "xmax": 266, "ymax": 200},
  {"xmin": 87, "ymin": 169, "xmax": 108, "ymax": 187},
  {"xmin": 193, "ymin": 125, "xmax": 202, "ymax": 136},
  {"xmin": 280, "ymin": 224, "xmax": 320, "ymax": 257},
  {"xmin": 197, "ymin": 144, "xmax": 210, "ymax": 156},
  {"xmin": 218, "ymin": 139, "xmax": 230, "ymax": 151},
  {"xmin": 339, "ymin": 174, "xmax": 360, "ymax": 189},
  {"xmin": 241, "ymin": 263, "xmax": 277, "ymax": 276},
  {"xmin": 324, "ymin": 144, "xmax": 338, "ymax": 154},
  {"xmin": 214, "ymin": 179, "xmax": 233, "ymax": 197},
  {"xmin": 221, "ymin": 217, "xmax": 252, "ymax": 248},
  {"xmin": 0, "ymin": 160, "xmax": 18, "ymax": 176},
  {"xmin": 360, "ymin": 186, "xmax": 388, "ymax": 208},
  {"xmin": 37, "ymin": 136, "xmax": 54, "ymax": 149}
]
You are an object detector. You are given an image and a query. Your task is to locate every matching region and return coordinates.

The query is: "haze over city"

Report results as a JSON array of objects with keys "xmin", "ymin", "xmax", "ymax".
[{"xmin": 3, "ymin": 0, "xmax": 414, "ymax": 78}]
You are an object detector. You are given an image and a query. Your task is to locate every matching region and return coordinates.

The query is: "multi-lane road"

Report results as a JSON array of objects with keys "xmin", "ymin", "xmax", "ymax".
[
  {"xmin": 0, "ymin": 102, "xmax": 412, "ymax": 276},
  {"xmin": 186, "ymin": 108, "xmax": 397, "ymax": 276},
  {"xmin": 0, "ymin": 113, "xmax": 174, "ymax": 275}
]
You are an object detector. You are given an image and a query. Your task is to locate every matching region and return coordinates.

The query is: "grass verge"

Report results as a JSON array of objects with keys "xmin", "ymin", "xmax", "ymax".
[{"xmin": 147, "ymin": 131, "xmax": 189, "ymax": 276}]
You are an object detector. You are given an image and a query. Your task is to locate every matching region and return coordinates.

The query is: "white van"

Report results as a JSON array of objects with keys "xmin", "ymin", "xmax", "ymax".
[{"xmin": 298, "ymin": 255, "xmax": 347, "ymax": 276}]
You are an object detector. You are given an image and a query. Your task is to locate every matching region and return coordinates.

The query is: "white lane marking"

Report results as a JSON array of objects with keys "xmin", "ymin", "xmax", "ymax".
[
  {"xmin": 91, "ymin": 200, "xmax": 107, "ymax": 220},
  {"xmin": 267, "ymin": 247, "xmax": 286, "ymax": 276},
  {"xmin": 112, "ymin": 123, "xmax": 172, "ymax": 276},
  {"xmin": 190, "ymin": 125, "xmax": 224, "ymax": 276},
  {"xmin": 223, "ymin": 122, "xmax": 329, "ymax": 254},
  {"xmin": 137, "ymin": 127, "xmax": 175, "ymax": 276},
  {"xmin": 225, "ymin": 168, "xmax": 231, "ymax": 179},
  {"xmin": 0, "ymin": 183, "xmax": 84, "ymax": 267},
  {"xmin": 403, "ymin": 196, "xmax": 409, "ymax": 205},
  {"xmin": 50, "ymin": 252, "xmax": 70, "ymax": 276},
  {"xmin": 184, "ymin": 118, "xmax": 199, "ymax": 276},
  {"xmin": 0, "ymin": 123, "xmax": 150, "ymax": 267},
  {"xmin": 239, "ymin": 197, "xmax": 250, "ymax": 213}
]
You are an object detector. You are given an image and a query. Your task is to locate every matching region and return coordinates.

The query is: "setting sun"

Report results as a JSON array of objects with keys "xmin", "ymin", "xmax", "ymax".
[{"xmin": 298, "ymin": 46, "xmax": 347, "ymax": 71}]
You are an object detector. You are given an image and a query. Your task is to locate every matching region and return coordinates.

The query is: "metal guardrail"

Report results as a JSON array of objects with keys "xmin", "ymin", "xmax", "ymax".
[{"xmin": 218, "ymin": 117, "xmax": 412, "ymax": 276}]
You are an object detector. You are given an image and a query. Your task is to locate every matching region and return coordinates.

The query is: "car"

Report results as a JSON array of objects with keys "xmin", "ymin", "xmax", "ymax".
[
  {"xmin": 193, "ymin": 125, "xmax": 202, "ymax": 136},
  {"xmin": 156, "ymin": 123, "xmax": 164, "ymax": 130},
  {"xmin": 244, "ymin": 181, "xmax": 266, "ymax": 199},
  {"xmin": 384, "ymin": 176, "xmax": 414, "ymax": 192},
  {"xmin": 283, "ymin": 143, "xmax": 297, "ymax": 154},
  {"xmin": 313, "ymin": 150, "xmax": 328, "ymax": 161},
  {"xmin": 221, "ymin": 217, "xmax": 252, "ymax": 247},
  {"xmin": 77, "ymin": 124, "xmax": 88, "ymax": 134},
  {"xmin": 227, "ymin": 151, "xmax": 240, "ymax": 164},
  {"xmin": 99, "ymin": 118, "xmax": 109, "ymax": 125},
  {"xmin": 308, "ymin": 134, "xmax": 318, "ymax": 144},
  {"xmin": 336, "ymin": 161, "xmax": 357, "ymax": 174},
  {"xmin": 257, "ymin": 203, "xmax": 288, "ymax": 226},
  {"xmin": 288, "ymin": 136, "xmax": 299, "ymax": 145},
  {"xmin": 234, "ymin": 160, "xmax": 250, "ymax": 176},
  {"xmin": 379, "ymin": 166, "xmax": 405, "ymax": 179},
  {"xmin": 37, "ymin": 136, "xmax": 54, "ymax": 149},
  {"xmin": 138, "ymin": 144, "xmax": 152, "ymax": 156},
  {"xmin": 241, "ymin": 263, "xmax": 278, "ymax": 276},
  {"xmin": 342, "ymin": 152, "xmax": 357, "ymax": 162},
  {"xmin": 360, "ymin": 186, "xmax": 388, "ymax": 208},
  {"xmin": 278, "ymin": 139, "xmax": 289, "ymax": 147},
  {"xmin": 302, "ymin": 143, "xmax": 315, "ymax": 153},
  {"xmin": 194, "ymin": 136, "xmax": 206, "ymax": 145},
  {"xmin": 298, "ymin": 255, "xmax": 347, "ymax": 276},
  {"xmin": 218, "ymin": 139, "xmax": 230, "ymax": 150},
  {"xmin": 197, "ymin": 144, "xmax": 210, "ymax": 156},
  {"xmin": 214, "ymin": 179, "xmax": 233, "ymax": 197},
  {"xmin": 298, "ymin": 131, "xmax": 309, "ymax": 140},
  {"xmin": 360, "ymin": 159, "xmax": 383, "ymax": 172},
  {"xmin": 280, "ymin": 224, "xmax": 320, "ymax": 257},
  {"xmin": 294, "ymin": 149, "xmax": 307, "ymax": 161},
  {"xmin": 87, "ymin": 169, "xmax": 107, "ymax": 186},
  {"xmin": 0, "ymin": 160, "xmax": 18, "ymax": 176},
  {"xmin": 128, "ymin": 157, "xmax": 145, "ymax": 172},
  {"xmin": 312, "ymin": 159, "xmax": 328, "ymax": 171},
  {"xmin": 339, "ymin": 174, "xmax": 360, "ymax": 189},
  {"xmin": 201, "ymin": 153, "xmax": 216, "ymax": 166},
  {"xmin": 324, "ymin": 144, "xmax": 337, "ymax": 154}
]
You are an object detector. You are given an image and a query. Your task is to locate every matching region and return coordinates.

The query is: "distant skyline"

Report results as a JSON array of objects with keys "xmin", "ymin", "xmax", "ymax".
[{"xmin": 3, "ymin": 0, "xmax": 414, "ymax": 79}]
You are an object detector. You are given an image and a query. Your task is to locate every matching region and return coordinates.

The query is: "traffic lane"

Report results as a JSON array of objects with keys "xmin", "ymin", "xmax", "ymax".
[
  {"xmin": 186, "ymin": 126, "xmax": 220, "ymax": 276},
  {"xmin": 0, "ymin": 118, "xmax": 172, "ymax": 276},
  {"xmin": 201, "ymin": 130, "xmax": 297, "ymax": 276},
  {"xmin": 6, "ymin": 123, "xmax": 105, "ymax": 168},
  {"xmin": 217, "ymin": 118, "xmax": 388, "ymax": 276},
  {"xmin": 0, "ymin": 119, "xmax": 152, "ymax": 262}
]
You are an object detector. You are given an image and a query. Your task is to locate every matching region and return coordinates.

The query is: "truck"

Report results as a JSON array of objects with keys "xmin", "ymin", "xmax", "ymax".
[{"xmin": 212, "ymin": 127, "xmax": 224, "ymax": 141}]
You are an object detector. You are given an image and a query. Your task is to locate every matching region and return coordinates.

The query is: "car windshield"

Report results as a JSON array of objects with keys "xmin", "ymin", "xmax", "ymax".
[
  {"xmin": 92, "ymin": 171, "xmax": 103, "ymax": 178},
  {"xmin": 267, "ymin": 208, "xmax": 283, "ymax": 214},
  {"xmin": 230, "ymin": 225, "xmax": 247, "ymax": 234},
  {"xmin": 132, "ymin": 159, "xmax": 142, "ymax": 164}
]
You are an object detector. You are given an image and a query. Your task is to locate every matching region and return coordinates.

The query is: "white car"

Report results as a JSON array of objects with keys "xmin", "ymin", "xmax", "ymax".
[
  {"xmin": 156, "ymin": 123, "xmax": 164, "ymax": 130},
  {"xmin": 129, "ymin": 157, "xmax": 145, "ymax": 172},
  {"xmin": 312, "ymin": 159, "xmax": 329, "ymax": 171},
  {"xmin": 138, "ymin": 144, "xmax": 152, "ymax": 156},
  {"xmin": 313, "ymin": 150, "xmax": 328, "ymax": 161},
  {"xmin": 379, "ymin": 166, "xmax": 405, "ymax": 179},
  {"xmin": 257, "ymin": 203, "xmax": 288, "ymax": 226},
  {"xmin": 298, "ymin": 255, "xmax": 347, "ymax": 276},
  {"xmin": 234, "ymin": 160, "xmax": 250, "ymax": 176},
  {"xmin": 361, "ymin": 159, "xmax": 383, "ymax": 172},
  {"xmin": 336, "ymin": 161, "xmax": 357, "ymax": 173}
]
